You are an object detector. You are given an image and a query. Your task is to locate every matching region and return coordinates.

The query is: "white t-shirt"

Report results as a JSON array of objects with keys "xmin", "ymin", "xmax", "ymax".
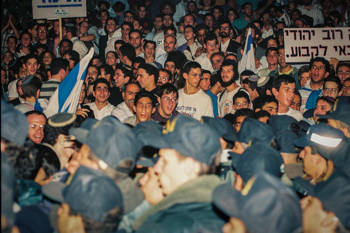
[
  {"xmin": 111, "ymin": 101, "xmax": 134, "ymax": 122},
  {"xmin": 217, "ymin": 87, "xmax": 242, "ymax": 117},
  {"xmin": 8, "ymin": 79, "xmax": 18, "ymax": 98},
  {"xmin": 86, "ymin": 102, "xmax": 115, "ymax": 120},
  {"xmin": 278, "ymin": 107, "xmax": 303, "ymax": 122},
  {"xmin": 176, "ymin": 88, "xmax": 213, "ymax": 120},
  {"xmin": 195, "ymin": 53, "xmax": 214, "ymax": 73}
]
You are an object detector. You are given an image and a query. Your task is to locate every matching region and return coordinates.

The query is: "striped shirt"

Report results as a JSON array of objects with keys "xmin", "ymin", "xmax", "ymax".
[{"xmin": 39, "ymin": 79, "xmax": 61, "ymax": 101}]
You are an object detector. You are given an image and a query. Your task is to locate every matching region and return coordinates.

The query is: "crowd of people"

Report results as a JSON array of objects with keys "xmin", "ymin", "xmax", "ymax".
[{"xmin": 1, "ymin": 0, "xmax": 350, "ymax": 232}]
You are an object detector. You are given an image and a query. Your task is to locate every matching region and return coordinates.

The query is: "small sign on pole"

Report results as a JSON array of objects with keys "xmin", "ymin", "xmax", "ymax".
[{"xmin": 32, "ymin": 0, "xmax": 87, "ymax": 20}]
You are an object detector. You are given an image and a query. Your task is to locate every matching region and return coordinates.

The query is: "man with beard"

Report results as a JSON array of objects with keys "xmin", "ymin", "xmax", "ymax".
[
  {"xmin": 218, "ymin": 20, "xmax": 240, "ymax": 56},
  {"xmin": 300, "ymin": 57, "xmax": 330, "ymax": 111},
  {"xmin": 112, "ymin": 82, "xmax": 141, "ymax": 122},
  {"xmin": 218, "ymin": 60, "xmax": 244, "ymax": 117},
  {"xmin": 84, "ymin": 65, "xmax": 99, "ymax": 103}
]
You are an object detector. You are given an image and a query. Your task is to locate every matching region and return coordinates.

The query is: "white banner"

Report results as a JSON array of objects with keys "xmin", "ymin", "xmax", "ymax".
[
  {"xmin": 32, "ymin": 0, "xmax": 86, "ymax": 19},
  {"xmin": 284, "ymin": 27, "xmax": 350, "ymax": 63}
]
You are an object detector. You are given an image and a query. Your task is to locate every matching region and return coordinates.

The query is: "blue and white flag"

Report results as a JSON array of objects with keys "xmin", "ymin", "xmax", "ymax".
[
  {"xmin": 238, "ymin": 27, "xmax": 256, "ymax": 74},
  {"xmin": 44, "ymin": 48, "xmax": 94, "ymax": 117}
]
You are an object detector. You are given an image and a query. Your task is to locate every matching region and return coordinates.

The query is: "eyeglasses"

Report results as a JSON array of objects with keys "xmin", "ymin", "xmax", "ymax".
[
  {"xmin": 311, "ymin": 65, "xmax": 325, "ymax": 71},
  {"xmin": 324, "ymin": 88, "xmax": 338, "ymax": 93},
  {"xmin": 162, "ymin": 96, "xmax": 177, "ymax": 103}
]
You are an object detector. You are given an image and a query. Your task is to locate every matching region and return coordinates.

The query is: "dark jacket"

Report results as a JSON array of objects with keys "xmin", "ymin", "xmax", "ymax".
[{"xmin": 134, "ymin": 175, "xmax": 225, "ymax": 233}]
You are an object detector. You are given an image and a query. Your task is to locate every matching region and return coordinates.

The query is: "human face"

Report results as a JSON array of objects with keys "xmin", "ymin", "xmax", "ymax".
[
  {"xmin": 144, "ymin": 43, "xmax": 155, "ymax": 59},
  {"xmin": 79, "ymin": 83, "xmax": 86, "ymax": 104},
  {"xmin": 73, "ymin": 144, "xmax": 98, "ymax": 171},
  {"xmin": 165, "ymin": 61, "xmax": 176, "ymax": 75},
  {"xmin": 211, "ymin": 54, "xmax": 224, "ymax": 71},
  {"xmin": 124, "ymin": 13, "xmax": 134, "ymax": 23},
  {"xmin": 234, "ymin": 97, "xmax": 249, "ymax": 110},
  {"xmin": 199, "ymin": 73, "xmax": 211, "ymax": 91},
  {"xmin": 300, "ymin": 196, "xmax": 338, "ymax": 233},
  {"xmin": 113, "ymin": 68, "xmax": 129, "ymax": 88},
  {"xmin": 290, "ymin": 94, "xmax": 301, "ymax": 111},
  {"xmin": 313, "ymin": 99, "xmax": 331, "ymax": 122},
  {"xmin": 164, "ymin": 36, "xmax": 176, "ymax": 53},
  {"xmin": 79, "ymin": 22, "xmax": 89, "ymax": 34},
  {"xmin": 123, "ymin": 84, "xmax": 140, "ymax": 111},
  {"xmin": 21, "ymin": 33, "xmax": 31, "ymax": 47},
  {"xmin": 184, "ymin": 67, "xmax": 201, "ymax": 89},
  {"xmin": 63, "ymin": 54, "xmax": 75, "ymax": 71},
  {"xmin": 105, "ymin": 52, "xmax": 117, "ymax": 66},
  {"xmin": 311, "ymin": 61, "xmax": 328, "ymax": 83},
  {"xmin": 342, "ymin": 80, "xmax": 350, "ymax": 96},
  {"xmin": 7, "ymin": 37, "xmax": 17, "ymax": 51},
  {"xmin": 86, "ymin": 66, "xmax": 98, "ymax": 85},
  {"xmin": 139, "ymin": 167, "xmax": 164, "ymax": 205},
  {"xmin": 42, "ymin": 52, "xmax": 53, "ymax": 66},
  {"xmin": 121, "ymin": 25, "xmax": 131, "ymax": 41},
  {"xmin": 278, "ymin": 48, "xmax": 286, "ymax": 67},
  {"xmin": 337, "ymin": 65, "xmax": 350, "ymax": 84},
  {"xmin": 196, "ymin": 29, "xmax": 206, "ymax": 45},
  {"xmin": 158, "ymin": 92, "xmax": 177, "ymax": 118},
  {"xmin": 157, "ymin": 70, "xmax": 170, "ymax": 86},
  {"xmin": 38, "ymin": 26, "xmax": 47, "ymax": 40},
  {"xmin": 205, "ymin": 39, "xmax": 218, "ymax": 55},
  {"xmin": 299, "ymin": 72, "xmax": 310, "ymax": 88},
  {"xmin": 27, "ymin": 114, "xmax": 46, "ymax": 144},
  {"xmin": 2, "ymin": 52, "xmax": 13, "ymax": 65},
  {"xmin": 184, "ymin": 27, "xmax": 195, "ymax": 41},
  {"xmin": 273, "ymin": 82, "xmax": 295, "ymax": 109},
  {"xmin": 267, "ymin": 50, "xmax": 278, "ymax": 66},
  {"xmin": 106, "ymin": 19, "xmax": 117, "ymax": 34},
  {"xmin": 98, "ymin": 68, "xmax": 111, "ymax": 84},
  {"xmin": 323, "ymin": 81, "xmax": 339, "ymax": 99},
  {"xmin": 234, "ymin": 116, "xmax": 246, "ymax": 132},
  {"xmin": 130, "ymin": 32, "xmax": 141, "ymax": 49},
  {"xmin": 205, "ymin": 15, "xmax": 214, "ymax": 29},
  {"xmin": 134, "ymin": 97, "xmax": 154, "ymax": 123},
  {"xmin": 153, "ymin": 17, "xmax": 163, "ymax": 30},
  {"xmin": 221, "ymin": 65, "xmax": 235, "ymax": 83},
  {"xmin": 299, "ymin": 146, "xmax": 326, "ymax": 179},
  {"xmin": 261, "ymin": 101, "xmax": 278, "ymax": 116},
  {"xmin": 25, "ymin": 58, "xmax": 40, "ymax": 75},
  {"xmin": 138, "ymin": 6, "xmax": 147, "ymax": 19},
  {"xmin": 219, "ymin": 23, "xmax": 231, "ymax": 38},
  {"xmin": 153, "ymin": 148, "xmax": 190, "ymax": 195},
  {"xmin": 137, "ymin": 68, "xmax": 153, "ymax": 89},
  {"xmin": 93, "ymin": 83, "xmax": 110, "ymax": 104},
  {"xmin": 163, "ymin": 15, "xmax": 173, "ymax": 27}
]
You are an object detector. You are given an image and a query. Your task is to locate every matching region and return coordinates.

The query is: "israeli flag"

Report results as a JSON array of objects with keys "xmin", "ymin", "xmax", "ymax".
[
  {"xmin": 238, "ymin": 27, "xmax": 256, "ymax": 74},
  {"xmin": 44, "ymin": 48, "xmax": 94, "ymax": 117}
]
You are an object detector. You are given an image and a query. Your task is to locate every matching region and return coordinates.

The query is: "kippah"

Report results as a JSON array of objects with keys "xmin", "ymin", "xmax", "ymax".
[{"xmin": 48, "ymin": 112, "xmax": 76, "ymax": 127}]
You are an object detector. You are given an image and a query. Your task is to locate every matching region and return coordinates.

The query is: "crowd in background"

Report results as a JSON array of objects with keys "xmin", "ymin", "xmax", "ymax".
[{"xmin": 1, "ymin": 0, "xmax": 350, "ymax": 232}]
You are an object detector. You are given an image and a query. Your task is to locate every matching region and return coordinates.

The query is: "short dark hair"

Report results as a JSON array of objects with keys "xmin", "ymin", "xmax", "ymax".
[
  {"xmin": 272, "ymin": 75, "xmax": 295, "ymax": 91},
  {"xmin": 24, "ymin": 54, "xmax": 39, "ymax": 64},
  {"xmin": 158, "ymin": 83, "xmax": 178, "ymax": 98},
  {"xmin": 135, "ymin": 90, "xmax": 157, "ymax": 107},
  {"xmin": 50, "ymin": 58, "xmax": 69, "ymax": 75},
  {"xmin": 99, "ymin": 64, "xmax": 114, "ymax": 77},
  {"xmin": 253, "ymin": 95, "xmax": 277, "ymax": 111},
  {"xmin": 310, "ymin": 57, "xmax": 330, "ymax": 73},
  {"xmin": 254, "ymin": 110, "xmax": 271, "ymax": 120},
  {"xmin": 114, "ymin": 40, "xmax": 126, "ymax": 48},
  {"xmin": 265, "ymin": 47, "xmax": 278, "ymax": 57},
  {"xmin": 336, "ymin": 62, "xmax": 350, "ymax": 74},
  {"xmin": 233, "ymin": 90, "xmax": 250, "ymax": 104},
  {"xmin": 122, "ymin": 81, "xmax": 141, "ymax": 92},
  {"xmin": 138, "ymin": 63, "xmax": 159, "ymax": 83},
  {"xmin": 133, "ymin": 57, "xmax": 145, "ymax": 66},
  {"xmin": 204, "ymin": 32, "xmax": 218, "ymax": 44},
  {"xmin": 298, "ymin": 65, "xmax": 310, "ymax": 77},
  {"xmin": 143, "ymin": 40, "xmax": 156, "ymax": 50},
  {"xmin": 22, "ymin": 76, "xmax": 42, "ymax": 98},
  {"xmin": 63, "ymin": 50, "xmax": 80, "ymax": 66},
  {"xmin": 316, "ymin": 96, "xmax": 335, "ymax": 108},
  {"xmin": 233, "ymin": 108, "xmax": 254, "ymax": 122},
  {"xmin": 182, "ymin": 61, "xmax": 201, "ymax": 75},
  {"xmin": 119, "ymin": 43, "xmax": 136, "ymax": 61},
  {"xmin": 93, "ymin": 78, "xmax": 110, "ymax": 91},
  {"xmin": 323, "ymin": 75, "xmax": 342, "ymax": 92}
]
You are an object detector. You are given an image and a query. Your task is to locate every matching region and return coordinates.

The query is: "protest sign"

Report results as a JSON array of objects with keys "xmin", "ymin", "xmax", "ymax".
[
  {"xmin": 284, "ymin": 27, "xmax": 350, "ymax": 63},
  {"xmin": 32, "ymin": 0, "xmax": 86, "ymax": 19}
]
